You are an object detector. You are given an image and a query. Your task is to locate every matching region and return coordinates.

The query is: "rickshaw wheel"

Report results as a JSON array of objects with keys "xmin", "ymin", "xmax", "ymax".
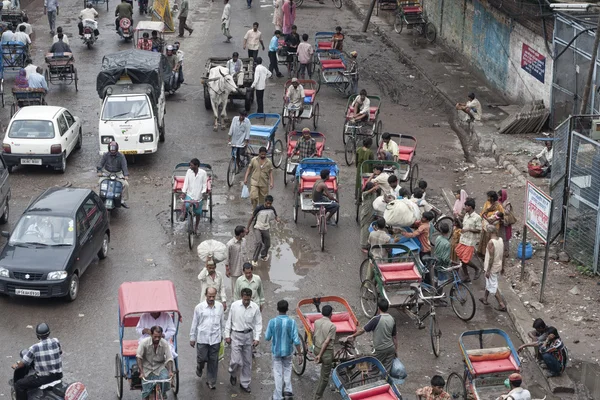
[
  {"xmin": 430, "ymin": 314, "xmax": 441, "ymax": 357},
  {"xmin": 1, "ymin": 93, "xmax": 4, "ymax": 108},
  {"xmin": 74, "ymin": 68, "xmax": 78, "ymax": 92},
  {"xmin": 394, "ymin": 14, "xmax": 404, "ymax": 34},
  {"xmin": 335, "ymin": 204, "xmax": 339, "ymax": 223},
  {"xmin": 446, "ymin": 372, "xmax": 467, "ymax": 399},
  {"xmin": 281, "ymin": 106, "xmax": 287, "ymax": 127},
  {"xmin": 360, "ymin": 280, "xmax": 378, "ymax": 317},
  {"xmin": 342, "ymin": 120, "xmax": 349, "ymax": 145},
  {"xmin": 173, "ymin": 370, "xmax": 180, "ymax": 394},
  {"xmin": 226, "ymin": 158, "xmax": 236, "ymax": 187},
  {"xmin": 355, "ymin": 199, "xmax": 360, "ymax": 223},
  {"xmin": 373, "ymin": 120, "xmax": 382, "ymax": 146},
  {"xmin": 209, "ymin": 191, "xmax": 213, "ymax": 223},
  {"xmin": 115, "ymin": 354, "xmax": 124, "ymax": 399},
  {"xmin": 272, "ymin": 139, "xmax": 284, "ymax": 168},
  {"xmin": 425, "ymin": 22, "xmax": 437, "ymax": 43},
  {"xmin": 293, "ymin": 189, "xmax": 299, "ymax": 223},
  {"xmin": 359, "ymin": 258, "xmax": 370, "ymax": 283},
  {"xmin": 170, "ymin": 192, "xmax": 177, "ymax": 225},
  {"xmin": 408, "ymin": 163, "xmax": 419, "ymax": 192},
  {"xmin": 313, "ymin": 103, "xmax": 319, "ymax": 129},
  {"xmin": 292, "ymin": 331, "xmax": 307, "ymax": 375},
  {"xmin": 44, "ymin": 69, "xmax": 50, "ymax": 84},
  {"xmin": 344, "ymin": 139, "xmax": 356, "ymax": 166},
  {"xmin": 283, "ymin": 156, "xmax": 289, "ymax": 186}
]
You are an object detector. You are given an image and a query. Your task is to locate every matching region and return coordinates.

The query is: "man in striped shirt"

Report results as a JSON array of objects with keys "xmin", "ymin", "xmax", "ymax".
[{"xmin": 265, "ymin": 300, "xmax": 303, "ymax": 400}]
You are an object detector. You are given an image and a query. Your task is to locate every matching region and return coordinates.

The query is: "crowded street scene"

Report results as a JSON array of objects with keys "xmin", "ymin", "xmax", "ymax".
[{"xmin": 0, "ymin": 0, "xmax": 597, "ymax": 398}]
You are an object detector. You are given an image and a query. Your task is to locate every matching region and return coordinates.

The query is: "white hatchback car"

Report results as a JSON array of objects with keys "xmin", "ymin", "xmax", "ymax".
[{"xmin": 2, "ymin": 106, "xmax": 82, "ymax": 173}]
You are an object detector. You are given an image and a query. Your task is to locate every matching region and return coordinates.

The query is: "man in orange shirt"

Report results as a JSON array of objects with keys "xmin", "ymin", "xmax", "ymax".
[{"xmin": 401, "ymin": 211, "xmax": 434, "ymax": 260}]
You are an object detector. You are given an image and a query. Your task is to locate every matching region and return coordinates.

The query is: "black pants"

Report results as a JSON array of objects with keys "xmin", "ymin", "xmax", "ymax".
[
  {"xmin": 14, "ymin": 367, "xmax": 62, "ymax": 400},
  {"xmin": 268, "ymin": 51, "xmax": 281, "ymax": 75},
  {"xmin": 256, "ymin": 89, "xmax": 264, "ymax": 113},
  {"xmin": 248, "ymin": 49, "xmax": 258, "ymax": 61}
]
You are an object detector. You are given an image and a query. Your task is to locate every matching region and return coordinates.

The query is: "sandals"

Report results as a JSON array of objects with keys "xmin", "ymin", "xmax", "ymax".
[
  {"xmin": 479, "ymin": 298, "xmax": 490, "ymax": 306},
  {"xmin": 495, "ymin": 306, "xmax": 508, "ymax": 312}
]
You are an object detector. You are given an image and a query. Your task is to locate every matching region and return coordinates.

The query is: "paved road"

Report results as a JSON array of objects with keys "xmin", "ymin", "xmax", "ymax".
[{"xmin": 0, "ymin": 0, "xmax": 562, "ymax": 398}]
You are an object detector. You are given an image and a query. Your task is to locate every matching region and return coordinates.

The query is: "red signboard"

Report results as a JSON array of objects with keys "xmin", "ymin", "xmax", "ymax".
[{"xmin": 521, "ymin": 43, "xmax": 546, "ymax": 84}]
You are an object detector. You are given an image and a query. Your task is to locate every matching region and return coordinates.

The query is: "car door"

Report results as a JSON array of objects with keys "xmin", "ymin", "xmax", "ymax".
[
  {"xmin": 55, "ymin": 114, "xmax": 70, "ymax": 156},
  {"xmin": 62, "ymin": 110, "xmax": 78, "ymax": 155},
  {"xmin": 75, "ymin": 207, "xmax": 91, "ymax": 275},
  {"xmin": 81, "ymin": 196, "xmax": 103, "ymax": 271}
]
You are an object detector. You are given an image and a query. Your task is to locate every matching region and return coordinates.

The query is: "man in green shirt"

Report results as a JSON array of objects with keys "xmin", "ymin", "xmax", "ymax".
[
  {"xmin": 313, "ymin": 305, "xmax": 336, "ymax": 400},
  {"xmin": 433, "ymin": 222, "xmax": 451, "ymax": 286},
  {"xmin": 233, "ymin": 262, "xmax": 265, "ymax": 311},
  {"xmin": 114, "ymin": 0, "xmax": 133, "ymax": 31}
]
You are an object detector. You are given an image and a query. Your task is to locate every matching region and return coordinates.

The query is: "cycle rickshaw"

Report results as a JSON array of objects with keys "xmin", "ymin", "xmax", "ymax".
[
  {"xmin": 281, "ymin": 79, "xmax": 320, "ymax": 131},
  {"xmin": 283, "ymin": 130, "xmax": 325, "ymax": 186},
  {"xmin": 316, "ymin": 50, "xmax": 358, "ymax": 96},
  {"xmin": 1, "ymin": 41, "xmax": 27, "ymax": 72},
  {"xmin": 10, "ymin": 87, "xmax": 46, "ymax": 117},
  {"xmin": 44, "ymin": 52, "xmax": 78, "ymax": 91},
  {"xmin": 394, "ymin": 0, "xmax": 436, "ymax": 43},
  {"xmin": 343, "ymin": 94, "xmax": 383, "ymax": 165},
  {"xmin": 333, "ymin": 357, "xmax": 403, "ymax": 399},
  {"xmin": 115, "ymin": 280, "xmax": 181, "ymax": 399}
]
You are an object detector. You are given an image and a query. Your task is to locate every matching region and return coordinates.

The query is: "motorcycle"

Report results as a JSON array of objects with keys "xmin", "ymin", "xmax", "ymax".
[
  {"xmin": 138, "ymin": 0, "xmax": 148, "ymax": 14},
  {"xmin": 99, "ymin": 173, "xmax": 124, "ymax": 211},
  {"xmin": 81, "ymin": 19, "xmax": 97, "ymax": 49},
  {"xmin": 10, "ymin": 350, "xmax": 88, "ymax": 400},
  {"xmin": 117, "ymin": 17, "xmax": 133, "ymax": 42}
]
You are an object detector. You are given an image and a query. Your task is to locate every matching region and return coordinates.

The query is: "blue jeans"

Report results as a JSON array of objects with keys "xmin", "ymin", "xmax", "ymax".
[
  {"xmin": 542, "ymin": 352, "xmax": 563, "ymax": 376},
  {"xmin": 141, "ymin": 368, "xmax": 170, "ymax": 398},
  {"xmin": 323, "ymin": 201, "xmax": 339, "ymax": 215},
  {"xmin": 272, "ymin": 355, "xmax": 293, "ymax": 400}
]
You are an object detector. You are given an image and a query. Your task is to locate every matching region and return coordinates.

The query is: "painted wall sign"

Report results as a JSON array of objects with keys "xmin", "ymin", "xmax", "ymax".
[{"xmin": 521, "ymin": 43, "xmax": 546, "ymax": 83}]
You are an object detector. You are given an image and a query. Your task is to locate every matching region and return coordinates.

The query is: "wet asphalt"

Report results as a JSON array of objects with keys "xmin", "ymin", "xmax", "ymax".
[{"xmin": 0, "ymin": 0, "xmax": 567, "ymax": 398}]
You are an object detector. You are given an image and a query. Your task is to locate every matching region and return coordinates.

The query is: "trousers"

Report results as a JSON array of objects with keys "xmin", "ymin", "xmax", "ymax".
[
  {"xmin": 47, "ymin": 11, "xmax": 57, "ymax": 33},
  {"xmin": 256, "ymin": 89, "xmax": 265, "ymax": 113},
  {"xmin": 196, "ymin": 343, "xmax": 220, "ymax": 384},
  {"xmin": 272, "ymin": 355, "xmax": 293, "ymax": 400},
  {"xmin": 248, "ymin": 49, "xmax": 258, "ymax": 61},
  {"xmin": 179, "ymin": 16, "xmax": 192, "ymax": 36},
  {"xmin": 314, "ymin": 348, "xmax": 334, "ymax": 399},
  {"xmin": 253, "ymin": 228, "xmax": 271, "ymax": 261},
  {"xmin": 268, "ymin": 51, "xmax": 281, "ymax": 75},
  {"xmin": 15, "ymin": 371, "xmax": 62, "ymax": 400},
  {"xmin": 229, "ymin": 331, "xmax": 254, "ymax": 389},
  {"xmin": 250, "ymin": 185, "xmax": 268, "ymax": 209}
]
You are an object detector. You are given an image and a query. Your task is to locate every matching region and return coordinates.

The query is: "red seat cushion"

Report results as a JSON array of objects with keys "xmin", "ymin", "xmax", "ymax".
[
  {"xmin": 469, "ymin": 355, "xmax": 519, "ymax": 376},
  {"xmin": 304, "ymin": 312, "xmax": 357, "ymax": 334},
  {"xmin": 173, "ymin": 176, "xmax": 185, "ymax": 191},
  {"xmin": 122, "ymin": 339, "xmax": 139, "ymax": 357},
  {"xmin": 378, "ymin": 262, "xmax": 421, "ymax": 283},
  {"xmin": 318, "ymin": 42, "xmax": 333, "ymax": 50},
  {"xmin": 304, "ymin": 89, "xmax": 316, "ymax": 103},
  {"xmin": 398, "ymin": 145, "xmax": 414, "ymax": 162},
  {"xmin": 346, "ymin": 106, "xmax": 378, "ymax": 122},
  {"xmin": 321, "ymin": 59, "xmax": 345, "ymax": 69},
  {"xmin": 348, "ymin": 384, "xmax": 397, "ymax": 400},
  {"xmin": 300, "ymin": 175, "xmax": 337, "ymax": 192},
  {"xmin": 403, "ymin": 6, "xmax": 422, "ymax": 12},
  {"xmin": 287, "ymin": 139, "xmax": 324, "ymax": 157}
]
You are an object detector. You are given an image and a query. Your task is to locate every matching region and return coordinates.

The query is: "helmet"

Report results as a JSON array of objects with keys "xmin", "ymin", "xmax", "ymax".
[
  {"xmin": 166, "ymin": 45, "xmax": 174, "ymax": 52},
  {"xmin": 36, "ymin": 323, "xmax": 51, "ymax": 339},
  {"xmin": 108, "ymin": 141, "xmax": 119, "ymax": 154},
  {"xmin": 350, "ymin": 51, "xmax": 358, "ymax": 58}
]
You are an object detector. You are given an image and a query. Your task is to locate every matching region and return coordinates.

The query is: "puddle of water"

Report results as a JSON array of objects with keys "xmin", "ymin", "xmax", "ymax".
[
  {"xmin": 266, "ymin": 242, "xmax": 304, "ymax": 292},
  {"xmin": 568, "ymin": 360, "xmax": 600, "ymax": 399}
]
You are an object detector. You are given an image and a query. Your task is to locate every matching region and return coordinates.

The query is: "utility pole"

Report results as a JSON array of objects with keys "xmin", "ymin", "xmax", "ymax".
[
  {"xmin": 361, "ymin": 0, "xmax": 378, "ymax": 32},
  {"xmin": 580, "ymin": 10, "xmax": 600, "ymax": 114}
]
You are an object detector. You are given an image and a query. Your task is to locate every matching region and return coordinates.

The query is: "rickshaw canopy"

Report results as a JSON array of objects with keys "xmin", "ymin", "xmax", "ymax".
[
  {"xmin": 118, "ymin": 280, "xmax": 181, "ymax": 324},
  {"xmin": 134, "ymin": 21, "xmax": 165, "ymax": 32}
]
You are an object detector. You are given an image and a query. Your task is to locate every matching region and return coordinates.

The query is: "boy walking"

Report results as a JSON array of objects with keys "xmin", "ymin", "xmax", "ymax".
[
  {"xmin": 268, "ymin": 30, "xmax": 284, "ymax": 77},
  {"xmin": 247, "ymin": 195, "xmax": 280, "ymax": 264},
  {"xmin": 297, "ymin": 33, "xmax": 314, "ymax": 79}
]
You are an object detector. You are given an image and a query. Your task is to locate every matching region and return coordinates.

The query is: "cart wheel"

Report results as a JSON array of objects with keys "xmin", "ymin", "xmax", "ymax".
[
  {"xmin": 283, "ymin": 156, "xmax": 289, "ymax": 186},
  {"xmin": 227, "ymin": 158, "xmax": 236, "ymax": 188},
  {"xmin": 74, "ymin": 68, "xmax": 78, "ymax": 92},
  {"xmin": 332, "ymin": 0, "xmax": 342, "ymax": 9},
  {"xmin": 313, "ymin": 103, "xmax": 319, "ymax": 129},
  {"xmin": 360, "ymin": 280, "xmax": 378, "ymax": 317},
  {"xmin": 272, "ymin": 139, "xmax": 284, "ymax": 168},
  {"xmin": 292, "ymin": 331, "xmax": 308, "ymax": 375},
  {"xmin": 373, "ymin": 120, "xmax": 382, "ymax": 146},
  {"xmin": 293, "ymin": 188, "xmax": 299, "ymax": 223},
  {"xmin": 10, "ymin": 103, "xmax": 15, "ymax": 117},
  {"xmin": 173, "ymin": 370, "xmax": 180, "ymax": 395},
  {"xmin": 450, "ymin": 282, "xmax": 476, "ymax": 322},
  {"xmin": 344, "ymin": 138, "xmax": 356, "ymax": 166},
  {"xmin": 394, "ymin": 14, "xmax": 404, "ymax": 34},
  {"xmin": 203, "ymin": 86, "xmax": 212, "ymax": 110},
  {"xmin": 446, "ymin": 372, "xmax": 467, "ymax": 400},
  {"xmin": 115, "ymin": 354, "xmax": 123, "ymax": 399},
  {"xmin": 430, "ymin": 314, "xmax": 441, "ymax": 357},
  {"xmin": 209, "ymin": 191, "xmax": 213, "ymax": 223},
  {"xmin": 359, "ymin": 258, "xmax": 370, "ymax": 283},
  {"xmin": 319, "ymin": 213, "xmax": 326, "ymax": 251},
  {"xmin": 188, "ymin": 213, "xmax": 195, "ymax": 250},
  {"xmin": 44, "ymin": 68, "xmax": 50, "ymax": 84},
  {"xmin": 171, "ymin": 192, "xmax": 177, "ymax": 225},
  {"xmin": 408, "ymin": 163, "xmax": 419, "ymax": 192},
  {"xmin": 425, "ymin": 22, "xmax": 437, "ymax": 43},
  {"xmin": 342, "ymin": 119, "xmax": 349, "ymax": 145}
]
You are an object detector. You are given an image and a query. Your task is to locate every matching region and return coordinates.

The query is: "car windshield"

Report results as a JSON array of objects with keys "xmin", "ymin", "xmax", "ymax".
[
  {"xmin": 102, "ymin": 96, "xmax": 151, "ymax": 121},
  {"xmin": 8, "ymin": 120, "xmax": 55, "ymax": 139},
  {"xmin": 9, "ymin": 215, "xmax": 75, "ymax": 246}
]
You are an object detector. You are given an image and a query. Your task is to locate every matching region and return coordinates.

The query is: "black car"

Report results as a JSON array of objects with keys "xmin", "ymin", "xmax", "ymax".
[{"xmin": 0, "ymin": 187, "xmax": 110, "ymax": 301}]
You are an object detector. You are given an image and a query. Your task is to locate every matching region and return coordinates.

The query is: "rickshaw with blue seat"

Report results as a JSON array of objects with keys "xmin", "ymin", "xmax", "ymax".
[
  {"xmin": 247, "ymin": 113, "xmax": 284, "ymax": 168},
  {"xmin": 281, "ymin": 79, "xmax": 320, "ymax": 131},
  {"xmin": 1, "ymin": 41, "xmax": 27, "ymax": 71},
  {"xmin": 283, "ymin": 130, "xmax": 325, "ymax": 186}
]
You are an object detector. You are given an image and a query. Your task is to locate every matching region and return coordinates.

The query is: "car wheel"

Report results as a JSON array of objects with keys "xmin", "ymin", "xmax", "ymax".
[
  {"xmin": 75, "ymin": 128, "xmax": 83, "ymax": 150},
  {"xmin": 0, "ymin": 201, "xmax": 8, "ymax": 225},
  {"xmin": 66, "ymin": 274, "xmax": 79, "ymax": 302},
  {"xmin": 98, "ymin": 233, "xmax": 109, "ymax": 259},
  {"xmin": 56, "ymin": 153, "xmax": 67, "ymax": 174}
]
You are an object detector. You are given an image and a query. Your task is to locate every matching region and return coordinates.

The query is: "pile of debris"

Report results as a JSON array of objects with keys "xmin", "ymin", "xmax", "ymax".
[{"xmin": 499, "ymin": 100, "xmax": 549, "ymax": 134}]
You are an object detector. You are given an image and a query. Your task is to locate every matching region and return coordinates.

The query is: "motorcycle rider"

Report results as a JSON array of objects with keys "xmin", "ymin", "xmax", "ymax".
[
  {"xmin": 165, "ymin": 45, "xmax": 180, "ymax": 91},
  {"xmin": 173, "ymin": 41, "xmax": 184, "ymax": 84},
  {"xmin": 11, "ymin": 323, "xmax": 63, "ymax": 400},
  {"xmin": 78, "ymin": 3, "xmax": 99, "ymax": 37},
  {"xmin": 115, "ymin": 0, "xmax": 133, "ymax": 33},
  {"xmin": 97, "ymin": 141, "xmax": 130, "ymax": 208}
]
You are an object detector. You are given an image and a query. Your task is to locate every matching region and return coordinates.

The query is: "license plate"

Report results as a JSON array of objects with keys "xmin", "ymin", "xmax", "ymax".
[
  {"xmin": 84, "ymin": 34, "xmax": 91, "ymax": 38},
  {"xmin": 21, "ymin": 159, "xmax": 42, "ymax": 165},
  {"xmin": 121, "ymin": 150, "xmax": 137, "ymax": 155},
  {"xmin": 15, "ymin": 288, "xmax": 41, "ymax": 297}
]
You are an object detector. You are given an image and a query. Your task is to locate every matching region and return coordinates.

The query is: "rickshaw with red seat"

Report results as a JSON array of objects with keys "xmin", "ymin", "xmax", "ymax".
[
  {"xmin": 343, "ymin": 94, "xmax": 383, "ymax": 165},
  {"xmin": 376, "ymin": 133, "xmax": 419, "ymax": 189},
  {"xmin": 316, "ymin": 50, "xmax": 358, "ymax": 96},
  {"xmin": 170, "ymin": 162, "xmax": 213, "ymax": 225},
  {"xmin": 283, "ymin": 130, "xmax": 325, "ymax": 186},
  {"xmin": 445, "ymin": 329, "xmax": 521, "ymax": 400},
  {"xmin": 333, "ymin": 356, "xmax": 403, "ymax": 399},
  {"xmin": 115, "ymin": 280, "xmax": 182, "ymax": 399},
  {"xmin": 292, "ymin": 296, "xmax": 360, "ymax": 376},
  {"xmin": 282, "ymin": 79, "xmax": 320, "ymax": 131}
]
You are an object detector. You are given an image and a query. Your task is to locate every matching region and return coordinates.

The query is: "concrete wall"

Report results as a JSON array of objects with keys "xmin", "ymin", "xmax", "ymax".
[{"xmin": 424, "ymin": 0, "xmax": 553, "ymax": 105}]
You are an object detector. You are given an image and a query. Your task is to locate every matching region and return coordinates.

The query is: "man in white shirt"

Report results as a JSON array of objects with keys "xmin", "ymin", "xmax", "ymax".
[
  {"xmin": 190, "ymin": 287, "xmax": 225, "ymax": 390},
  {"xmin": 1, "ymin": 25, "xmax": 14, "ymax": 43},
  {"xmin": 198, "ymin": 259, "xmax": 227, "ymax": 310},
  {"xmin": 496, "ymin": 373, "xmax": 531, "ymax": 400},
  {"xmin": 178, "ymin": 158, "xmax": 208, "ymax": 234},
  {"xmin": 12, "ymin": 25, "xmax": 30, "ymax": 45},
  {"xmin": 52, "ymin": 27, "xmax": 69, "ymax": 45},
  {"xmin": 78, "ymin": 3, "xmax": 99, "ymax": 36},
  {"xmin": 534, "ymin": 139, "xmax": 553, "ymax": 177},
  {"xmin": 17, "ymin": 17, "xmax": 33, "ymax": 36},
  {"xmin": 285, "ymin": 77, "xmax": 305, "ymax": 118},
  {"xmin": 226, "ymin": 287, "xmax": 262, "ymax": 393},
  {"xmin": 251, "ymin": 56, "xmax": 271, "ymax": 114},
  {"xmin": 456, "ymin": 92, "xmax": 482, "ymax": 121},
  {"xmin": 226, "ymin": 226, "xmax": 249, "ymax": 297},
  {"xmin": 228, "ymin": 109, "xmax": 251, "ymax": 170},
  {"xmin": 24, "ymin": 59, "xmax": 37, "ymax": 79},
  {"xmin": 136, "ymin": 311, "xmax": 178, "ymax": 357},
  {"xmin": 351, "ymin": 89, "xmax": 371, "ymax": 123},
  {"xmin": 221, "ymin": 0, "xmax": 232, "ymax": 43},
  {"xmin": 378, "ymin": 132, "xmax": 399, "ymax": 161},
  {"xmin": 368, "ymin": 165, "xmax": 391, "ymax": 195},
  {"xmin": 242, "ymin": 22, "xmax": 264, "ymax": 61},
  {"xmin": 227, "ymin": 51, "xmax": 244, "ymax": 86}
]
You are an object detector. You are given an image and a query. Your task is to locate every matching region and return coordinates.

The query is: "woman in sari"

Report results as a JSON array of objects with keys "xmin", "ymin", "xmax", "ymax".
[
  {"xmin": 14, "ymin": 68, "xmax": 28, "ymax": 88},
  {"xmin": 272, "ymin": 0, "xmax": 283, "ymax": 31},
  {"xmin": 453, "ymin": 189, "xmax": 467, "ymax": 219},
  {"xmin": 359, "ymin": 182, "xmax": 379, "ymax": 252},
  {"xmin": 498, "ymin": 189, "xmax": 513, "ymax": 262},
  {"xmin": 281, "ymin": 0, "xmax": 296, "ymax": 35},
  {"xmin": 476, "ymin": 190, "xmax": 504, "ymax": 256}
]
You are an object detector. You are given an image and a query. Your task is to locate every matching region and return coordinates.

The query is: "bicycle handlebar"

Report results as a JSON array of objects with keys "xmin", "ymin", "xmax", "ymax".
[
  {"xmin": 142, "ymin": 377, "xmax": 173, "ymax": 383},
  {"xmin": 417, "ymin": 285, "xmax": 445, "ymax": 301}
]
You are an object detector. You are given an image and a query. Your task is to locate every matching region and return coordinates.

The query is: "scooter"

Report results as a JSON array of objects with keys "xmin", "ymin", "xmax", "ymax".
[
  {"xmin": 99, "ymin": 173, "xmax": 124, "ymax": 211},
  {"xmin": 117, "ymin": 17, "xmax": 133, "ymax": 42},
  {"xmin": 81, "ymin": 19, "xmax": 98, "ymax": 49},
  {"xmin": 138, "ymin": 0, "xmax": 148, "ymax": 14}
]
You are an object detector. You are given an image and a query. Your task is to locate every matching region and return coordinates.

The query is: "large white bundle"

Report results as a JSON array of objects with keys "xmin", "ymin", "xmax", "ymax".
[
  {"xmin": 372, "ymin": 195, "xmax": 388, "ymax": 215},
  {"xmin": 383, "ymin": 199, "xmax": 417, "ymax": 227}
]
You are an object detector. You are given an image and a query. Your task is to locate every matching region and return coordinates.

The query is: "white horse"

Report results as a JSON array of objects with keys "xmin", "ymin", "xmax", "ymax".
[{"xmin": 207, "ymin": 66, "xmax": 239, "ymax": 131}]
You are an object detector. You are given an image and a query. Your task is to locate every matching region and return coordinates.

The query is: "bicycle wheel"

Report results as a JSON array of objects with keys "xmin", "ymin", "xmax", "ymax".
[
  {"xmin": 394, "ymin": 14, "xmax": 404, "ymax": 34},
  {"xmin": 313, "ymin": 103, "xmax": 320, "ymax": 129},
  {"xmin": 342, "ymin": 120, "xmax": 349, "ymax": 145},
  {"xmin": 293, "ymin": 188, "xmax": 299, "ymax": 223},
  {"xmin": 430, "ymin": 314, "xmax": 441, "ymax": 357},
  {"xmin": 373, "ymin": 120, "xmax": 382, "ymax": 146},
  {"xmin": 115, "ymin": 354, "xmax": 123, "ymax": 399},
  {"xmin": 292, "ymin": 332, "xmax": 308, "ymax": 375},
  {"xmin": 170, "ymin": 192, "xmax": 177, "ymax": 226},
  {"xmin": 332, "ymin": 0, "xmax": 342, "ymax": 9},
  {"xmin": 319, "ymin": 213, "xmax": 326, "ymax": 251},
  {"xmin": 425, "ymin": 22, "xmax": 437, "ymax": 43},
  {"xmin": 430, "ymin": 216, "xmax": 454, "ymax": 246},
  {"xmin": 208, "ymin": 191, "xmax": 213, "ymax": 223},
  {"xmin": 449, "ymin": 282, "xmax": 476, "ymax": 321},
  {"xmin": 408, "ymin": 163, "xmax": 419, "ymax": 192},
  {"xmin": 283, "ymin": 156, "xmax": 290, "ymax": 186},
  {"xmin": 344, "ymin": 138, "xmax": 356, "ymax": 166},
  {"xmin": 359, "ymin": 258, "xmax": 370, "ymax": 283},
  {"xmin": 188, "ymin": 212, "xmax": 195, "ymax": 250},
  {"xmin": 227, "ymin": 157, "xmax": 236, "ymax": 188},
  {"xmin": 272, "ymin": 139, "xmax": 284, "ymax": 168},
  {"xmin": 446, "ymin": 372, "xmax": 467, "ymax": 399},
  {"xmin": 360, "ymin": 280, "xmax": 378, "ymax": 317}
]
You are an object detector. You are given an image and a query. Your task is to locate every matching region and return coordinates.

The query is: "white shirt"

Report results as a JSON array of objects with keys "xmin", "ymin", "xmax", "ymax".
[
  {"xmin": 52, "ymin": 34, "xmax": 69, "ymax": 45},
  {"xmin": 221, "ymin": 3, "xmax": 231, "ymax": 28},
  {"xmin": 286, "ymin": 85, "xmax": 305, "ymax": 107},
  {"xmin": 466, "ymin": 98, "xmax": 482, "ymax": 121},
  {"xmin": 1, "ymin": 31, "xmax": 13, "ymax": 43},
  {"xmin": 198, "ymin": 268, "xmax": 227, "ymax": 303},
  {"xmin": 190, "ymin": 301, "xmax": 225, "ymax": 346},
  {"xmin": 136, "ymin": 312, "xmax": 177, "ymax": 341},
  {"xmin": 17, "ymin": 23, "xmax": 33, "ymax": 36},
  {"xmin": 176, "ymin": 49, "xmax": 184, "ymax": 64},
  {"xmin": 24, "ymin": 64, "xmax": 37, "ymax": 79},
  {"xmin": 497, "ymin": 387, "xmax": 531, "ymax": 400},
  {"xmin": 353, "ymin": 96, "xmax": 371, "ymax": 115},
  {"xmin": 243, "ymin": 29, "xmax": 262, "ymax": 51},
  {"xmin": 79, "ymin": 7, "xmax": 98, "ymax": 20},
  {"xmin": 390, "ymin": 185, "xmax": 401, "ymax": 198},
  {"xmin": 2, "ymin": 0, "xmax": 11, "ymax": 9},
  {"xmin": 251, "ymin": 64, "xmax": 272, "ymax": 90},
  {"xmin": 227, "ymin": 58, "xmax": 242, "ymax": 75},
  {"xmin": 182, "ymin": 168, "xmax": 208, "ymax": 201},
  {"xmin": 225, "ymin": 300, "xmax": 262, "ymax": 341},
  {"xmin": 536, "ymin": 146, "xmax": 553, "ymax": 164},
  {"xmin": 12, "ymin": 31, "xmax": 30, "ymax": 45}
]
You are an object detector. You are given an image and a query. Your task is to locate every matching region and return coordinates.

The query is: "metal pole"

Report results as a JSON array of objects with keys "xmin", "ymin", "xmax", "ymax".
[
  {"xmin": 361, "ymin": 0, "xmax": 378, "ymax": 32},
  {"xmin": 579, "ymin": 11, "xmax": 600, "ymax": 114},
  {"xmin": 539, "ymin": 201, "xmax": 554, "ymax": 303},
  {"xmin": 520, "ymin": 225, "xmax": 527, "ymax": 281}
]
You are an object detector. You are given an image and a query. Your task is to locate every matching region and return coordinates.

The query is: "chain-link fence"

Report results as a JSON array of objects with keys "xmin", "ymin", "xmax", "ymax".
[{"xmin": 549, "ymin": 119, "xmax": 569, "ymax": 241}]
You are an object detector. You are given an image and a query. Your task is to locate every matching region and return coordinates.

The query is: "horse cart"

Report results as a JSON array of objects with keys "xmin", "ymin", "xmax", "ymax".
[{"xmin": 202, "ymin": 57, "xmax": 254, "ymax": 112}]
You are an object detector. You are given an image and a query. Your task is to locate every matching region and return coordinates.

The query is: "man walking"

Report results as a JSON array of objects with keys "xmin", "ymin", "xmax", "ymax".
[
  {"xmin": 226, "ymin": 288, "xmax": 262, "ymax": 393},
  {"xmin": 455, "ymin": 198, "xmax": 482, "ymax": 282},
  {"xmin": 234, "ymin": 262, "xmax": 265, "ymax": 310},
  {"xmin": 226, "ymin": 225, "xmax": 249, "ymax": 299},
  {"xmin": 198, "ymin": 259, "xmax": 227, "ymax": 310},
  {"xmin": 313, "ymin": 305, "xmax": 336, "ymax": 400},
  {"xmin": 251, "ymin": 57, "xmax": 272, "ymax": 113},
  {"xmin": 177, "ymin": 0, "xmax": 193, "ymax": 37},
  {"xmin": 243, "ymin": 22, "xmax": 264, "ymax": 61},
  {"xmin": 344, "ymin": 299, "xmax": 397, "ymax": 372},
  {"xmin": 297, "ymin": 33, "xmax": 314, "ymax": 79},
  {"xmin": 244, "ymin": 146, "xmax": 274, "ymax": 209},
  {"xmin": 190, "ymin": 287, "xmax": 225, "ymax": 390},
  {"xmin": 268, "ymin": 30, "xmax": 284, "ymax": 78},
  {"xmin": 247, "ymin": 195, "xmax": 280, "ymax": 265},
  {"xmin": 479, "ymin": 225, "xmax": 507, "ymax": 312},
  {"xmin": 265, "ymin": 300, "xmax": 303, "ymax": 400},
  {"xmin": 43, "ymin": 0, "xmax": 59, "ymax": 35},
  {"xmin": 221, "ymin": 0, "xmax": 232, "ymax": 42}
]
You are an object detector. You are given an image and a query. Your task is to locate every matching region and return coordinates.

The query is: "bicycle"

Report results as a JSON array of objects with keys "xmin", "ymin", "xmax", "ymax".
[
  {"xmin": 283, "ymin": 103, "xmax": 303, "ymax": 132},
  {"xmin": 343, "ymin": 123, "xmax": 362, "ymax": 166},
  {"xmin": 141, "ymin": 376, "xmax": 173, "ymax": 400},
  {"xmin": 401, "ymin": 283, "xmax": 445, "ymax": 357},
  {"xmin": 227, "ymin": 145, "xmax": 250, "ymax": 188},
  {"xmin": 180, "ymin": 199, "xmax": 201, "ymax": 250},
  {"xmin": 313, "ymin": 201, "xmax": 336, "ymax": 251}
]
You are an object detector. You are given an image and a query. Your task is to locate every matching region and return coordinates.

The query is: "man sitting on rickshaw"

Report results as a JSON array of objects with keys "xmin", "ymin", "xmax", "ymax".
[
  {"xmin": 415, "ymin": 375, "xmax": 451, "ymax": 400},
  {"xmin": 285, "ymin": 77, "xmax": 305, "ymax": 118},
  {"xmin": 136, "ymin": 312, "xmax": 178, "ymax": 357},
  {"xmin": 312, "ymin": 169, "xmax": 339, "ymax": 226},
  {"xmin": 294, "ymin": 128, "xmax": 317, "ymax": 159},
  {"xmin": 350, "ymin": 89, "xmax": 370, "ymax": 123},
  {"xmin": 49, "ymin": 33, "xmax": 71, "ymax": 53},
  {"xmin": 136, "ymin": 326, "xmax": 174, "ymax": 400},
  {"xmin": 138, "ymin": 32, "xmax": 152, "ymax": 50},
  {"xmin": 378, "ymin": 132, "xmax": 399, "ymax": 161},
  {"xmin": 151, "ymin": 30, "xmax": 165, "ymax": 53}
]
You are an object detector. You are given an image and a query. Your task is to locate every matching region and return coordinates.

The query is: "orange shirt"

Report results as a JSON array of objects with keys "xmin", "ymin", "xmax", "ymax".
[{"xmin": 405, "ymin": 221, "xmax": 431, "ymax": 253}]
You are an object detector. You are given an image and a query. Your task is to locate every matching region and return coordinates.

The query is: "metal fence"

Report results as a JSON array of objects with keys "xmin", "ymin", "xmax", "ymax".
[{"xmin": 549, "ymin": 119, "xmax": 569, "ymax": 241}]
